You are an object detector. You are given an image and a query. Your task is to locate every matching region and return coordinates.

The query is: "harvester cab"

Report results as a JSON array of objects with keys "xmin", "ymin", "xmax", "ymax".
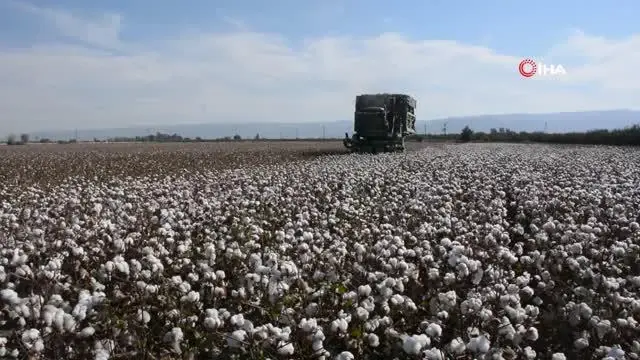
[{"xmin": 343, "ymin": 93, "xmax": 416, "ymax": 153}]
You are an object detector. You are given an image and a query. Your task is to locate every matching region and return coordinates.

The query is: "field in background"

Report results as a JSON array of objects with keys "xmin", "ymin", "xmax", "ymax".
[{"xmin": 0, "ymin": 141, "xmax": 442, "ymax": 188}]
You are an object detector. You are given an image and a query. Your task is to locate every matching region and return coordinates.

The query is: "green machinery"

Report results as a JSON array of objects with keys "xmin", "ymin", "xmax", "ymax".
[{"xmin": 343, "ymin": 93, "xmax": 417, "ymax": 153}]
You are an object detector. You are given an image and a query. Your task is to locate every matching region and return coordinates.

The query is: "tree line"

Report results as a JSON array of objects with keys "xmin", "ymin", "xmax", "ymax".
[
  {"xmin": 5, "ymin": 125, "xmax": 640, "ymax": 146},
  {"xmin": 411, "ymin": 125, "xmax": 640, "ymax": 146}
]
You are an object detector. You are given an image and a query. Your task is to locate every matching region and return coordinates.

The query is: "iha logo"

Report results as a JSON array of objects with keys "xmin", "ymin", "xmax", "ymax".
[{"xmin": 518, "ymin": 58, "xmax": 567, "ymax": 78}]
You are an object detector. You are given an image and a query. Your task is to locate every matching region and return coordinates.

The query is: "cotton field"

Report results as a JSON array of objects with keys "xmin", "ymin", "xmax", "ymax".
[{"xmin": 0, "ymin": 142, "xmax": 639, "ymax": 360}]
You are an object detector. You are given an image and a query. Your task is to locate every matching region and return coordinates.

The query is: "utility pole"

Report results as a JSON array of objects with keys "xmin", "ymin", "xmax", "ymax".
[
  {"xmin": 423, "ymin": 121, "xmax": 427, "ymax": 135},
  {"xmin": 544, "ymin": 121, "xmax": 548, "ymax": 133},
  {"xmin": 442, "ymin": 122, "xmax": 448, "ymax": 136},
  {"xmin": 322, "ymin": 125, "xmax": 326, "ymax": 140}
]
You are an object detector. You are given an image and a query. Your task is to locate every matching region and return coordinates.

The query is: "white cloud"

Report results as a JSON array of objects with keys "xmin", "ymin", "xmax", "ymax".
[{"xmin": 1, "ymin": 2, "xmax": 639, "ymax": 134}]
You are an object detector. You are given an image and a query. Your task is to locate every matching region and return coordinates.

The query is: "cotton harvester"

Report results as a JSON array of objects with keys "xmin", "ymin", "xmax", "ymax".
[{"xmin": 343, "ymin": 93, "xmax": 417, "ymax": 153}]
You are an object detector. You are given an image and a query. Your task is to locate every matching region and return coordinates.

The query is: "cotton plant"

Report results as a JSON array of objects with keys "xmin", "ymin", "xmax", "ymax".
[{"xmin": 0, "ymin": 143, "xmax": 639, "ymax": 359}]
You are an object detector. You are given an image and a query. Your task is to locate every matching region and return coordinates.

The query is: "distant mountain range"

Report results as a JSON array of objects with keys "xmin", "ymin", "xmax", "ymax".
[{"xmin": 26, "ymin": 110, "xmax": 640, "ymax": 141}]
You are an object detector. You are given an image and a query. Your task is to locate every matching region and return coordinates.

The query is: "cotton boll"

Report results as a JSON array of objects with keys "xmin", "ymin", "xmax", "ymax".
[
  {"xmin": 230, "ymin": 314, "xmax": 245, "ymax": 327},
  {"xmin": 136, "ymin": 310, "xmax": 151, "ymax": 324},
  {"xmin": 523, "ymin": 346, "xmax": 536, "ymax": 359},
  {"xmin": 21, "ymin": 328, "xmax": 41, "ymax": 349},
  {"xmin": 225, "ymin": 329, "xmax": 246, "ymax": 349},
  {"xmin": 402, "ymin": 334, "xmax": 430, "ymax": 355},
  {"xmin": 0, "ymin": 289, "xmax": 21, "ymax": 305},
  {"xmin": 335, "ymin": 351, "xmax": 354, "ymax": 360},
  {"xmin": 425, "ymin": 323, "xmax": 442, "ymax": 338},
  {"xmin": 366, "ymin": 333, "xmax": 379, "ymax": 347},
  {"xmin": 355, "ymin": 307, "xmax": 369, "ymax": 321},
  {"xmin": 608, "ymin": 347, "xmax": 625, "ymax": 359},
  {"xmin": 277, "ymin": 341, "xmax": 294, "ymax": 355},
  {"xmin": 467, "ymin": 335, "xmax": 490, "ymax": 353},
  {"xmin": 423, "ymin": 348, "xmax": 444, "ymax": 360},
  {"xmin": 358, "ymin": 285, "xmax": 372, "ymax": 297},
  {"xmin": 77, "ymin": 327, "xmax": 95, "ymax": 338},
  {"xmin": 330, "ymin": 319, "xmax": 348, "ymax": 333},
  {"xmin": 551, "ymin": 353, "xmax": 566, "ymax": 360}
]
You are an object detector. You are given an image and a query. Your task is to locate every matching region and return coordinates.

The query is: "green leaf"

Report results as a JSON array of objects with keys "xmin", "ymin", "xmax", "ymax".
[
  {"xmin": 350, "ymin": 326, "xmax": 363, "ymax": 338},
  {"xmin": 335, "ymin": 283, "xmax": 348, "ymax": 295}
]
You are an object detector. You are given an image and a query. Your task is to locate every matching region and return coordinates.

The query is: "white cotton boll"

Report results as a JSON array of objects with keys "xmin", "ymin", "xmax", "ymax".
[
  {"xmin": 277, "ymin": 341, "xmax": 294, "ymax": 355},
  {"xmin": 425, "ymin": 323, "xmax": 442, "ymax": 338},
  {"xmin": 21, "ymin": 328, "xmax": 40, "ymax": 349},
  {"xmin": 299, "ymin": 318, "xmax": 317, "ymax": 332},
  {"xmin": 552, "ymin": 353, "xmax": 567, "ymax": 360},
  {"xmin": 524, "ymin": 327, "xmax": 538, "ymax": 341},
  {"xmin": 424, "ymin": 348, "xmax": 444, "ymax": 360},
  {"xmin": 0, "ymin": 289, "xmax": 20, "ymax": 305},
  {"xmin": 390, "ymin": 294, "xmax": 404, "ymax": 306},
  {"xmin": 335, "ymin": 351, "xmax": 354, "ymax": 360},
  {"xmin": 596, "ymin": 320, "xmax": 612, "ymax": 339},
  {"xmin": 312, "ymin": 339, "xmax": 324, "ymax": 352},
  {"xmin": 617, "ymin": 318, "xmax": 629, "ymax": 328},
  {"xmin": 366, "ymin": 333, "xmax": 379, "ymax": 347},
  {"xmin": 213, "ymin": 287, "xmax": 226, "ymax": 297},
  {"xmin": 52, "ymin": 308, "xmax": 65, "ymax": 331},
  {"xmin": 230, "ymin": 314, "xmax": 245, "ymax": 327},
  {"xmin": 137, "ymin": 310, "xmax": 151, "ymax": 324},
  {"xmin": 578, "ymin": 303, "xmax": 593, "ymax": 319},
  {"xmin": 95, "ymin": 348, "xmax": 110, "ymax": 360},
  {"xmin": 443, "ymin": 273, "xmax": 456, "ymax": 285},
  {"xmin": 330, "ymin": 319, "xmax": 348, "ymax": 333},
  {"xmin": 183, "ymin": 291, "xmax": 200, "ymax": 303},
  {"xmin": 63, "ymin": 313, "xmax": 77, "ymax": 332},
  {"xmin": 402, "ymin": 334, "xmax": 430, "ymax": 355},
  {"xmin": 608, "ymin": 347, "xmax": 625, "ymax": 359},
  {"xmin": 467, "ymin": 335, "xmax": 490, "ymax": 353},
  {"xmin": 428, "ymin": 268, "xmax": 439, "ymax": 280},
  {"xmin": 448, "ymin": 338, "xmax": 466, "ymax": 354},
  {"xmin": 356, "ymin": 307, "xmax": 369, "ymax": 321},
  {"xmin": 524, "ymin": 346, "xmax": 536, "ymax": 359},
  {"xmin": 358, "ymin": 285, "xmax": 372, "ymax": 297},
  {"xmin": 33, "ymin": 339, "xmax": 44, "ymax": 352},
  {"xmin": 204, "ymin": 315, "xmax": 223, "ymax": 330},
  {"xmin": 78, "ymin": 327, "xmax": 95, "ymax": 338},
  {"xmin": 163, "ymin": 327, "xmax": 184, "ymax": 343}
]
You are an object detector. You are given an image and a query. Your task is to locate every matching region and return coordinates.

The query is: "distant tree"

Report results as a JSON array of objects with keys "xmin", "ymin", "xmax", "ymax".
[
  {"xmin": 20, "ymin": 133, "xmax": 29, "ymax": 144},
  {"xmin": 7, "ymin": 134, "xmax": 17, "ymax": 145},
  {"xmin": 460, "ymin": 126, "xmax": 473, "ymax": 142},
  {"xmin": 233, "ymin": 134, "xmax": 242, "ymax": 140},
  {"xmin": 254, "ymin": 133, "xmax": 260, "ymax": 140}
]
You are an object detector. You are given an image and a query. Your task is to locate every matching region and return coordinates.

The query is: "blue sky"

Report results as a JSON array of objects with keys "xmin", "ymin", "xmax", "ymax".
[{"xmin": 0, "ymin": 0, "xmax": 639, "ymax": 134}]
